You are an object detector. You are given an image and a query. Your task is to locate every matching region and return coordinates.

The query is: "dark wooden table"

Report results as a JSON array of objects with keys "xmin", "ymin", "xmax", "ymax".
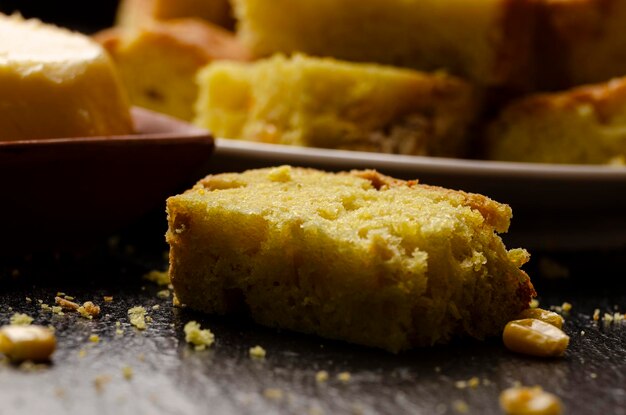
[{"xmin": 1, "ymin": 216, "xmax": 625, "ymax": 415}]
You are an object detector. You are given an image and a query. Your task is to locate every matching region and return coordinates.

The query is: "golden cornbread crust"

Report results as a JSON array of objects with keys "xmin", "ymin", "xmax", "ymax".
[
  {"xmin": 166, "ymin": 166, "xmax": 535, "ymax": 352},
  {"xmin": 95, "ymin": 18, "xmax": 249, "ymax": 120},
  {"xmin": 487, "ymin": 77, "xmax": 626, "ymax": 164}
]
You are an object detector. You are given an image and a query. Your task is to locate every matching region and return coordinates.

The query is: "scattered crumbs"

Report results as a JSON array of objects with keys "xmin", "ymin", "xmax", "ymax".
[
  {"xmin": 55, "ymin": 297, "xmax": 79, "ymax": 311},
  {"xmin": 25, "ymin": 297, "xmax": 32, "ymax": 303},
  {"xmin": 40, "ymin": 304, "xmax": 51, "ymax": 312},
  {"xmin": 603, "ymin": 313, "xmax": 614, "ymax": 323},
  {"xmin": 64, "ymin": 296, "xmax": 75, "ymax": 301},
  {"xmin": 56, "ymin": 292, "xmax": 66, "ymax": 297},
  {"xmin": 581, "ymin": 330, "xmax": 585, "ymax": 336},
  {"xmin": 157, "ymin": 290, "xmax": 170, "ymax": 299},
  {"xmin": 529, "ymin": 299, "xmax": 539, "ymax": 309},
  {"xmin": 51, "ymin": 306, "xmax": 64, "ymax": 315},
  {"xmin": 452, "ymin": 400, "xmax": 469, "ymax": 413},
  {"xmin": 468, "ymin": 377, "xmax": 480, "ymax": 388},
  {"xmin": 434, "ymin": 366, "xmax": 442, "ymax": 373},
  {"xmin": 263, "ymin": 388, "xmax": 284, "ymax": 401},
  {"xmin": 337, "ymin": 372, "xmax": 351, "ymax": 383},
  {"xmin": 8, "ymin": 307, "xmax": 13, "ymax": 311},
  {"xmin": 590, "ymin": 373, "xmax": 598, "ymax": 379},
  {"xmin": 144, "ymin": 270, "xmax": 171, "ymax": 286},
  {"xmin": 37, "ymin": 300, "xmax": 43, "ymax": 304},
  {"xmin": 10, "ymin": 313, "xmax": 33, "ymax": 326},
  {"xmin": 249, "ymin": 345, "xmax": 266, "ymax": 359},
  {"xmin": 93, "ymin": 375, "xmax": 111, "ymax": 393},
  {"xmin": 561, "ymin": 302, "xmax": 572, "ymax": 313},
  {"xmin": 128, "ymin": 306, "xmax": 147, "ymax": 330},
  {"xmin": 89, "ymin": 334, "xmax": 100, "ymax": 343},
  {"xmin": 482, "ymin": 378, "xmax": 492, "ymax": 386},
  {"xmin": 104, "ymin": 314, "xmax": 111, "ymax": 318},
  {"xmin": 47, "ymin": 325, "xmax": 55, "ymax": 333},
  {"xmin": 145, "ymin": 316, "xmax": 153, "ymax": 323},
  {"xmin": 315, "ymin": 370, "xmax": 329, "ymax": 383},
  {"xmin": 115, "ymin": 328, "xmax": 124, "ymax": 336},
  {"xmin": 152, "ymin": 305, "xmax": 160, "ymax": 310},
  {"xmin": 115, "ymin": 321, "xmax": 121, "ymax": 327},
  {"xmin": 593, "ymin": 309, "xmax": 600, "ymax": 321},
  {"xmin": 78, "ymin": 349, "xmax": 87, "ymax": 358},
  {"xmin": 103, "ymin": 296, "xmax": 113, "ymax": 302},
  {"xmin": 78, "ymin": 302, "xmax": 101, "ymax": 319},
  {"xmin": 122, "ymin": 365, "xmax": 133, "ymax": 380},
  {"xmin": 18, "ymin": 361, "xmax": 48, "ymax": 372},
  {"xmin": 184, "ymin": 321, "xmax": 214, "ymax": 350}
]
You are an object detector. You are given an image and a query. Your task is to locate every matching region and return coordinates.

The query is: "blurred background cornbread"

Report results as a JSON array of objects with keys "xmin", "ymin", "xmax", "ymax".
[
  {"xmin": 231, "ymin": 0, "xmax": 538, "ymax": 91},
  {"xmin": 166, "ymin": 166, "xmax": 535, "ymax": 352},
  {"xmin": 487, "ymin": 77, "xmax": 626, "ymax": 164},
  {"xmin": 0, "ymin": 13, "xmax": 133, "ymax": 141},
  {"xmin": 195, "ymin": 54, "xmax": 480, "ymax": 157},
  {"xmin": 116, "ymin": 0, "xmax": 235, "ymax": 31},
  {"xmin": 96, "ymin": 18, "xmax": 249, "ymax": 121}
]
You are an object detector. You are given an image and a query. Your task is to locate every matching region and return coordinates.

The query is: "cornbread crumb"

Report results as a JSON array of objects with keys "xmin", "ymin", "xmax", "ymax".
[
  {"xmin": 128, "ymin": 306, "xmax": 148, "ymax": 330},
  {"xmin": 593, "ymin": 309, "xmax": 600, "ymax": 321},
  {"xmin": 561, "ymin": 302, "xmax": 572, "ymax": 313},
  {"xmin": 172, "ymin": 294, "xmax": 182, "ymax": 307},
  {"xmin": 337, "ymin": 372, "xmax": 351, "ymax": 383},
  {"xmin": 93, "ymin": 375, "xmax": 111, "ymax": 393},
  {"xmin": 263, "ymin": 388, "xmax": 284, "ymax": 400},
  {"xmin": 25, "ymin": 297, "xmax": 32, "ymax": 303},
  {"xmin": 56, "ymin": 292, "xmax": 66, "ymax": 297},
  {"xmin": 144, "ymin": 270, "xmax": 171, "ymax": 286},
  {"xmin": 78, "ymin": 302, "xmax": 101, "ymax": 319},
  {"xmin": 103, "ymin": 296, "xmax": 113, "ymax": 302},
  {"xmin": 78, "ymin": 349, "xmax": 87, "ymax": 358},
  {"xmin": 503, "ymin": 319, "xmax": 569, "ymax": 357},
  {"xmin": 55, "ymin": 297, "xmax": 79, "ymax": 311},
  {"xmin": 89, "ymin": 334, "xmax": 100, "ymax": 343},
  {"xmin": 315, "ymin": 371, "xmax": 329, "ymax": 383},
  {"xmin": 590, "ymin": 373, "xmax": 598, "ymax": 379},
  {"xmin": 40, "ymin": 304, "xmax": 50, "ymax": 312},
  {"xmin": 115, "ymin": 328, "xmax": 124, "ymax": 336},
  {"xmin": 184, "ymin": 321, "xmax": 214, "ymax": 350},
  {"xmin": 10, "ymin": 313, "xmax": 33, "ymax": 326},
  {"xmin": 456, "ymin": 377, "xmax": 480, "ymax": 389},
  {"xmin": 499, "ymin": 386, "xmax": 562, "ymax": 415},
  {"xmin": 65, "ymin": 296, "xmax": 75, "ymax": 301},
  {"xmin": 122, "ymin": 365, "xmax": 133, "ymax": 380},
  {"xmin": 51, "ymin": 306, "xmax": 64, "ymax": 315},
  {"xmin": 152, "ymin": 305, "xmax": 160, "ymax": 310},
  {"xmin": 453, "ymin": 400, "xmax": 469, "ymax": 413},
  {"xmin": 157, "ymin": 290, "xmax": 170, "ymax": 299},
  {"xmin": 529, "ymin": 299, "xmax": 540, "ymax": 309},
  {"xmin": 249, "ymin": 345, "xmax": 266, "ymax": 359}
]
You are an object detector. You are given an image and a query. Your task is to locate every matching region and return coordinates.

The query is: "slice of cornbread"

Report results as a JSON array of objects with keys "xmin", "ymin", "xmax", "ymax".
[
  {"xmin": 536, "ymin": 0, "xmax": 626, "ymax": 90},
  {"xmin": 0, "ymin": 14, "xmax": 133, "ymax": 141},
  {"xmin": 195, "ymin": 54, "xmax": 479, "ymax": 157},
  {"xmin": 487, "ymin": 77, "xmax": 626, "ymax": 164},
  {"xmin": 231, "ymin": 0, "xmax": 537, "ymax": 89},
  {"xmin": 95, "ymin": 18, "xmax": 249, "ymax": 121},
  {"xmin": 116, "ymin": 0, "xmax": 235, "ymax": 31},
  {"xmin": 166, "ymin": 166, "xmax": 535, "ymax": 352}
]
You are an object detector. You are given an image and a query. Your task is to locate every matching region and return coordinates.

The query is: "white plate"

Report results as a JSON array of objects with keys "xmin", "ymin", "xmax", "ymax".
[{"xmin": 211, "ymin": 138, "xmax": 626, "ymax": 251}]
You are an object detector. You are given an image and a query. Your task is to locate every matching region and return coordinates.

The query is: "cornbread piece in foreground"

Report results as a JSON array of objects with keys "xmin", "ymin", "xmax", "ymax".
[
  {"xmin": 487, "ymin": 77, "xmax": 626, "ymax": 164},
  {"xmin": 166, "ymin": 166, "xmax": 535, "ymax": 352},
  {"xmin": 195, "ymin": 55, "xmax": 479, "ymax": 157},
  {"xmin": 231, "ymin": 0, "xmax": 536, "ymax": 89},
  {"xmin": 536, "ymin": 0, "xmax": 626, "ymax": 90},
  {"xmin": 116, "ymin": 0, "xmax": 235, "ymax": 30},
  {"xmin": 0, "ymin": 14, "xmax": 133, "ymax": 141},
  {"xmin": 96, "ymin": 19, "xmax": 249, "ymax": 121}
]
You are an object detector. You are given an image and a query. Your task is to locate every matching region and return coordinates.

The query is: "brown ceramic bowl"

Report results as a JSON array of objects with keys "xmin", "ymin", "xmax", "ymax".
[{"xmin": 0, "ymin": 108, "xmax": 214, "ymax": 253}]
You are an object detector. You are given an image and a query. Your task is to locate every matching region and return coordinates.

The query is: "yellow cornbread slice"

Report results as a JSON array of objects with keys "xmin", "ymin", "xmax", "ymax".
[
  {"xmin": 96, "ymin": 18, "xmax": 249, "ymax": 121},
  {"xmin": 0, "ymin": 14, "xmax": 133, "ymax": 141},
  {"xmin": 487, "ymin": 77, "xmax": 626, "ymax": 164},
  {"xmin": 231, "ymin": 0, "xmax": 537, "ymax": 89},
  {"xmin": 166, "ymin": 166, "xmax": 535, "ymax": 352},
  {"xmin": 195, "ymin": 54, "xmax": 479, "ymax": 157}
]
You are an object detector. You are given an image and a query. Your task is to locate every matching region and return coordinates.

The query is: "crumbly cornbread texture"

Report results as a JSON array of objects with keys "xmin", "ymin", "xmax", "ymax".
[
  {"xmin": 195, "ymin": 54, "xmax": 478, "ymax": 157},
  {"xmin": 95, "ymin": 18, "xmax": 249, "ymax": 121},
  {"xmin": 487, "ymin": 77, "xmax": 626, "ymax": 164},
  {"xmin": 231, "ymin": 0, "xmax": 536, "ymax": 89},
  {"xmin": 166, "ymin": 166, "xmax": 535, "ymax": 352}
]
